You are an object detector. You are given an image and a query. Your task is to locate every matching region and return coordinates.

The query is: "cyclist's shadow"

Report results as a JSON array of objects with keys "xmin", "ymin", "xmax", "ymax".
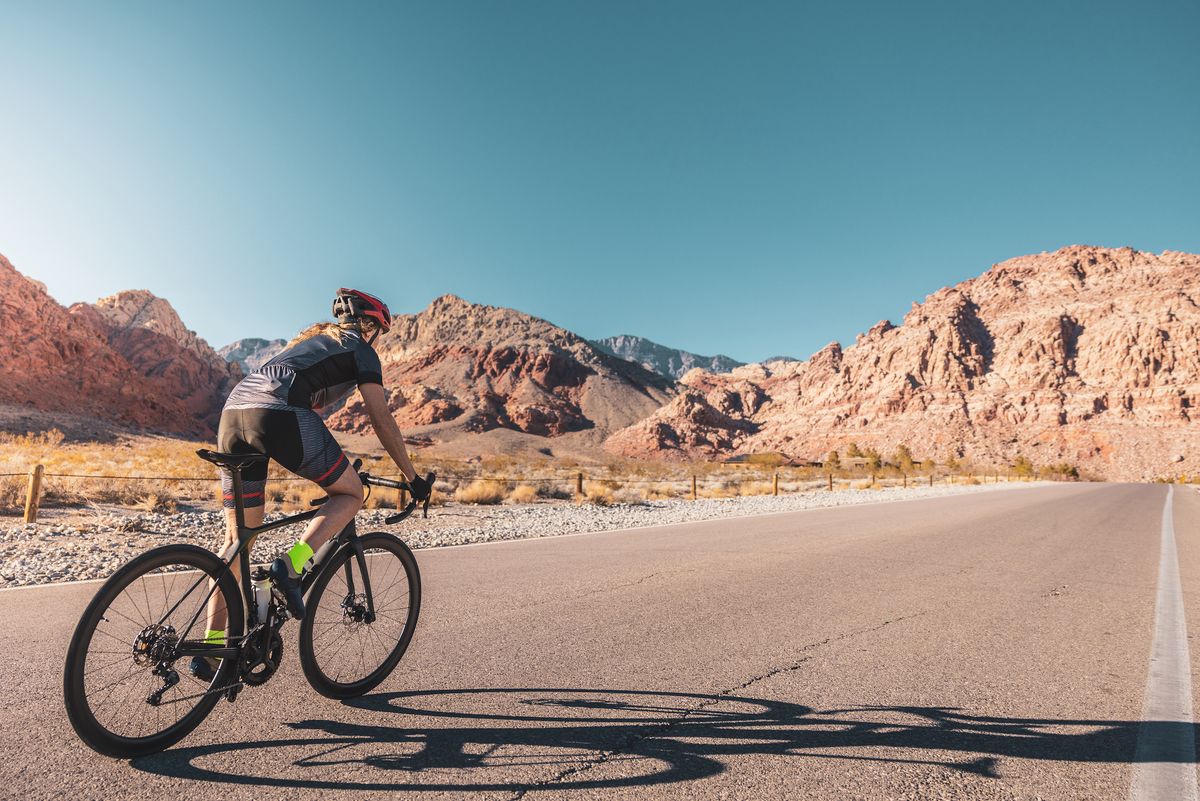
[{"xmin": 132, "ymin": 686, "xmax": 1166, "ymax": 793}]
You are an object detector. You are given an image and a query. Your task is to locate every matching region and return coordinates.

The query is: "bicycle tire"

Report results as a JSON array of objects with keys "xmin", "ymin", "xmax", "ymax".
[
  {"xmin": 298, "ymin": 532, "xmax": 420, "ymax": 699},
  {"xmin": 63, "ymin": 544, "xmax": 244, "ymax": 758}
]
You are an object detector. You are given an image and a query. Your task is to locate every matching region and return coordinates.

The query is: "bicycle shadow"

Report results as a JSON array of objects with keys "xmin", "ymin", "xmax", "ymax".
[{"xmin": 132, "ymin": 686, "xmax": 1175, "ymax": 793}]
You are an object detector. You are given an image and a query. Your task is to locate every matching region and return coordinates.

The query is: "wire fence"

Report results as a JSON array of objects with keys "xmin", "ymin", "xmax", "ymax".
[{"xmin": 2, "ymin": 458, "xmax": 1022, "ymax": 524}]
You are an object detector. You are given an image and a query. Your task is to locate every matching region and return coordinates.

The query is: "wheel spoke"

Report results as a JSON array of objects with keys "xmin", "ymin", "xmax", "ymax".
[
  {"xmin": 303, "ymin": 541, "xmax": 416, "ymax": 690},
  {"xmin": 68, "ymin": 549, "xmax": 242, "ymax": 753}
]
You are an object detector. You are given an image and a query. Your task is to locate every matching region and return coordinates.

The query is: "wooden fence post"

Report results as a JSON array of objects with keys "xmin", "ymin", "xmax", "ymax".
[
  {"xmin": 903, "ymin": 472, "xmax": 907, "ymax": 489},
  {"xmin": 575, "ymin": 472, "xmax": 584, "ymax": 500},
  {"xmin": 691, "ymin": 475, "xmax": 698, "ymax": 501},
  {"xmin": 772, "ymin": 472, "xmax": 779, "ymax": 496},
  {"xmin": 929, "ymin": 474, "xmax": 934, "ymax": 487},
  {"xmin": 828, "ymin": 473, "xmax": 833, "ymax": 491},
  {"xmin": 24, "ymin": 464, "xmax": 44, "ymax": 524}
]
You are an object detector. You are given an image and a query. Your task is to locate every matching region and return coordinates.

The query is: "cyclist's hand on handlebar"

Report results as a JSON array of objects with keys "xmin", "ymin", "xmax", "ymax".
[{"xmin": 408, "ymin": 474, "xmax": 432, "ymax": 502}]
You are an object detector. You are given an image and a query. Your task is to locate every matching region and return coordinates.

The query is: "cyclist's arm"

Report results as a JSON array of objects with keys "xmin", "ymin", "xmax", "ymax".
[{"xmin": 359, "ymin": 382, "xmax": 417, "ymax": 482}]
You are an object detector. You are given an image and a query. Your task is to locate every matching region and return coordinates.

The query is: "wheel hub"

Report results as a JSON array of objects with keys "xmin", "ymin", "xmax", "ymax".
[
  {"xmin": 341, "ymin": 593, "xmax": 370, "ymax": 627},
  {"xmin": 132, "ymin": 624, "xmax": 178, "ymax": 666}
]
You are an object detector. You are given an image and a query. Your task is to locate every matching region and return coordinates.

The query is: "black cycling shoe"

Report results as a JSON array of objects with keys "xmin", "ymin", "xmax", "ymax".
[
  {"xmin": 270, "ymin": 557, "xmax": 306, "ymax": 620},
  {"xmin": 189, "ymin": 656, "xmax": 217, "ymax": 682}
]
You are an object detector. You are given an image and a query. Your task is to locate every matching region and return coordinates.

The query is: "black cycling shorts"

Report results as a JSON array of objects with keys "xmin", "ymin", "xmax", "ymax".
[{"xmin": 216, "ymin": 408, "xmax": 350, "ymax": 508}]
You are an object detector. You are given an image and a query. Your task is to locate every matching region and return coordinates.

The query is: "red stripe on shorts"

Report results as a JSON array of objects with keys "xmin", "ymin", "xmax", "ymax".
[{"xmin": 314, "ymin": 453, "xmax": 346, "ymax": 484}]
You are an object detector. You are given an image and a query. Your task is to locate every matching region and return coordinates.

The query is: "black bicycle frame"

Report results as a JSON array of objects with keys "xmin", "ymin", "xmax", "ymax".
[
  {"xmin": 156, "ymin": 453, "xmax": 427, "ymax": 664},
  {"xmin": 162, "ymin": 467, "xmax": 368, "ymax": 661}
]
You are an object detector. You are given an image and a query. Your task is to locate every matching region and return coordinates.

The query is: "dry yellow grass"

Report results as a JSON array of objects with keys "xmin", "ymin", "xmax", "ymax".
[
  {"xmin": 642, "ymin": 482, "xmax": 680, "ymax": 500},
  {"xmin": 455, "ymin": 479, "xmax": 505, "ymax": 505},
  {"xmin": 506, "ymin": 484, "xmax": 539, "ymax": 504},
  {"xmin": 1, "ymin": 426, "xmax": 1051, "ymax": 517},
  {"xmin": 583, "ymin": 485, "xmax": 614, "ymax": 505}
]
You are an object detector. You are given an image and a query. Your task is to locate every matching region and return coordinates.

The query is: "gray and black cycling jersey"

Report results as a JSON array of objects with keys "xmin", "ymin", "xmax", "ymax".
[{"xmin": 224, "ymin": 329, "xmax": 384, "ymax": 411}]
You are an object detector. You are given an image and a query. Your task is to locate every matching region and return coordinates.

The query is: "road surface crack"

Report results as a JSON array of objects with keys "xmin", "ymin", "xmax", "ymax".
[
  {"xmin": 512, "ymin": 569, "xmax": 693, "ymax": 613},
  {"xmin": 506, "ymin": 610, "xmax": 928, "ymax": 799}
]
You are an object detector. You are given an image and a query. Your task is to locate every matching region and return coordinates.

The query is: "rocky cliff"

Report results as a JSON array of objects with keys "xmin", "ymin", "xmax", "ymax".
[
  {"xmin": 591, "ymin": 335, "xmax": 744, "ymax": 379},
  {"xmin": 0, "ymin": 255, "xmax": 215, "ymax": 434},
  {"xmin": 607, "ymin": 246, "xmax": 1200, "ymax": 480},
  {"xmin": 74, "ymin": 290, "xmax": 241, "ymax": 432},
  {"xmin": 325, "ymin": 294, "xmax": 676, "ymax": 441}
]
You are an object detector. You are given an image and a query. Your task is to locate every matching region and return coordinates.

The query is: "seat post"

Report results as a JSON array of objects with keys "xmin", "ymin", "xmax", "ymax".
[{"xmin": 229, "ymin": 466, "xmax": 247, "ymax": 533}]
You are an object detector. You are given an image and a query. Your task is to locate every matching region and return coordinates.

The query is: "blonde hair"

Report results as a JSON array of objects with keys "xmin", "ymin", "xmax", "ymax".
[{"xmin": 287, "ymin": 320, "xmax": 378, "ymax": 349}]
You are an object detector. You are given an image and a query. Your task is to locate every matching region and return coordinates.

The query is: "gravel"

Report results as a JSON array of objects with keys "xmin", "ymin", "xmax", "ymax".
[{"xmin": 0, "ymin": 482, "xmax": 1043, "ymax": 588}]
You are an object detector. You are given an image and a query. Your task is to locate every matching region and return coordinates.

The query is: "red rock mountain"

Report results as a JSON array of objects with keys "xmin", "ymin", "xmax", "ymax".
[
  {"xmin": 326, "ymin": 294, "xmax": 675, "ymax": 443},
  {"xmin": 0, "ymin": 254, "xmax": 236, "ymax": 436},
  {"xmin": 607, "ymin": 246, "xmax": 1200, "ymax": 480},
  {"xmin": 75, "ymin": 290, "xmax": 241, "ymax": 431}
]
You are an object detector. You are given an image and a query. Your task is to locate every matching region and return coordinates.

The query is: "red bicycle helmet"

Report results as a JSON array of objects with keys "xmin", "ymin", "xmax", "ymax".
[{"xmin": 332, "ymin": 288, "xmax": 392, "ymax": 332}]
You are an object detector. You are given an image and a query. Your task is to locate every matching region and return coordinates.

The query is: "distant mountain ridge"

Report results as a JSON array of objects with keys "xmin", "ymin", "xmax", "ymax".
[
  {"xmin": 606, "ymin": 246, "xmax": 1200, "ymax": 480},
  {"xmin": 324, "ymin": 295, "xmax": 676, "ymax": 443},
  {"xmin": 591, "ymin": 335, "xmax": 743, "ymax": 379},
  {"xmin": 218, "ymin": 338, "xmax": 287, "ymax": 372},
  {"xmin": 6, "ymin": 246, "xmax": 1200, "ymax": 479}
]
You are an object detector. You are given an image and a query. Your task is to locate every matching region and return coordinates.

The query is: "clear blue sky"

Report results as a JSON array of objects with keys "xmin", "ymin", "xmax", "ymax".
[{"xmin": 2, "ymin": 1, "xmax": 1197, "ymax": 363}]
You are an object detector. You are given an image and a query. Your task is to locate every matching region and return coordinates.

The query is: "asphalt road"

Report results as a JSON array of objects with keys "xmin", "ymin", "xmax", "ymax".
[{"xmin": 2, "ymin": 483, "xmax": 1194, "ymax": 800}]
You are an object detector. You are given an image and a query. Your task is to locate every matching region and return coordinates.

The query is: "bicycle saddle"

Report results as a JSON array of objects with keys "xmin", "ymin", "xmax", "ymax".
[{"xmin": 195, "ymin": 449, "xmax": 269, "ymax": 471}]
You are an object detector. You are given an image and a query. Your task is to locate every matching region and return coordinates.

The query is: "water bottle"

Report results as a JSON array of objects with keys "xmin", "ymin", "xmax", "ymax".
[{"xmin": 251, "ymin": 567, "xmax": 272, "ymax": 623}]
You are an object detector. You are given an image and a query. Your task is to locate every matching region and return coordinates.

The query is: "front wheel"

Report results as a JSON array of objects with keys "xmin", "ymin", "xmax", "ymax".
[{"xmin": 299, "ymin": 533, "xmax": 421, "ymax": 698}]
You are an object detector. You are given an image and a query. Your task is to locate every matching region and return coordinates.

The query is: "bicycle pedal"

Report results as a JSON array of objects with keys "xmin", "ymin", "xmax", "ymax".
[{"xmin": 225, "ymin": 685, "xmax": 241, "ymax": 703}]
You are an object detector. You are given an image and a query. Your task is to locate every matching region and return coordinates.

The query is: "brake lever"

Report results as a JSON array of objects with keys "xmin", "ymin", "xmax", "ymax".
[
  {"xmin": 385, "ymin": 499, "xmax": 418, "ymax": 525},
  {"xmin": 421, "ymin": 471, "xmax": 436, "ymax": 518}
]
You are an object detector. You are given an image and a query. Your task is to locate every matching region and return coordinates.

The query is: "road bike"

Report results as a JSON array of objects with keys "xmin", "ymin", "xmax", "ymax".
[{"xmin": 63, "ymin": 448, "xmax": 433, "ymax": 758}]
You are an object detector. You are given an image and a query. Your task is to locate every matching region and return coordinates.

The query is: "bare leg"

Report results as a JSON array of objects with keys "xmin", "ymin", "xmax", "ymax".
[
  {"xmin": 298, "ymin": 468, "xmax": 364, "ymax": 556},
  {"xmin": 206, "ymin": 504, "xmax": 264, "ymax": 634},
  {"xmin": 206, "ymin": 469, "xmax": 362, "ymax": 633}
]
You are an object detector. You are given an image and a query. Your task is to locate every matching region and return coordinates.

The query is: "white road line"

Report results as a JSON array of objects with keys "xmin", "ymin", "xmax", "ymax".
[{"xmin": 1131, "ymin": 486, "xmax": 1198, "ymax": 801}]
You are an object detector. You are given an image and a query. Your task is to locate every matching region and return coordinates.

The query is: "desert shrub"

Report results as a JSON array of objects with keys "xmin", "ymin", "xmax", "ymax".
[
  {"xmin": 613, "ymin": 487, "xmax": 646, "ymax": 505},
  {"xmin": 506, "ymin": 484, "xmax": 539, "ymax": 504},
  {"xmin": 962, "ymin": 476, "xmax": 981, "ymax": 486},
  {"xmin": 742, "ymin": 453, "xmax": 786, "ymax": 468},
  {"xmin": 0, "ymin": 476, "xmax": 25, "ymax": 511},
  {"xmin": 642, "ymin": 483, "xmax": 678, "ymax": 500},
  {"xmin": 456, "ymin": 480, "xmax": 505, "ymax": 505},
  {"xmin": 852, "ymin": 480, "xmax": 873, "ymax": 490},
  {"xmin": 1039, "ymin": 463, "xmax": 1079, "ymax": 480},
  {"xmin": 1011, "ymin": 455, "xmax": 1035, "ymax": 477},
  {"xmin": 542, "ymin": 484, "xmax": 573, "ymax": 501},
  {"xmin": 136, "ymin": 493, "xmax": 178, "ymax": 514},
  {"xmin": 583, "ymin": 485, "xmax": 614, "ymax": 505},
  {"xmin": 481, "ymin": 455, "xmax": 518, "ymax": 474}
]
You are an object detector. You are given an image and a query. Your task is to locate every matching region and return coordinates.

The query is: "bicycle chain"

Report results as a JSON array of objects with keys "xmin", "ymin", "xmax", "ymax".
[{"xmin": 151, "ymin": 680, "xmax": 245, "ymax": 706}]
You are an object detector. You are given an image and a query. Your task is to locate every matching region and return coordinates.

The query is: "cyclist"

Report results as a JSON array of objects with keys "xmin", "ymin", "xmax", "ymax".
[{"xmin": 193, "ymin": 288, "xmax": 431, "ymax": 680}]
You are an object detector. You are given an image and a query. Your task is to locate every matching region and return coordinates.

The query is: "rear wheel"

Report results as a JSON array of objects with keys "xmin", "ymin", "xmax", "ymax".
[
  {"xmin": 63, "ymin": 544, "xmax": 244, "ymax": 758},
  {"xmin": 299, "ymin": 533, "xmax": 420, "ymax": 698}
]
